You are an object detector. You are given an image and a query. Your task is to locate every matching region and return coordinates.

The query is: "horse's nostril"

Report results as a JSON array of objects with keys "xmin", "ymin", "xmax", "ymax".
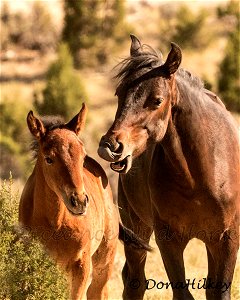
[
  {"xmin": 104, "ymin": 142, "xmax": 113, "ymax": 149},
  {"xmin": 114, "ymin": 141, "xmax": 123, "ymax": 154},
  {"xmin": 104, "ymin": 141, "xmax": 123, "ymax": 154}
]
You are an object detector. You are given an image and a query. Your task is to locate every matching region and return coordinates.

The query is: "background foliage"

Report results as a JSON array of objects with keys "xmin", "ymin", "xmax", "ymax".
[
  {"xmin": 0, "ymin": 94, "xmax": 29, "ymax": 179},
  {"xmin": 62, "ymin": 0, "xmax": 129, "ymax": 67},
  {"xmin": 217, "ymin": 0, "xmax": 240, "ymax": 112},
  {"xmin": 1, "ymin": 1, "xmax": 59, "ymax": 52},
  {"xmin": 34, "ymin": 43, "xmax": 88, "ymax": 120},
  {"xmin": 0, "ymin": 177, "xmax": 69, "ymax": 299}
]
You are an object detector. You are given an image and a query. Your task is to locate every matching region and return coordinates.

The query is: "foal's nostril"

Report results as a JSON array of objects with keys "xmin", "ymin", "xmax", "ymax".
[
  {"xmin": 84, "ymin": 195, "xmax": 89, "ymax": 206},
  {"xmin": 70, "ymin": 195, "xmax": 78, "ymax": 207}
]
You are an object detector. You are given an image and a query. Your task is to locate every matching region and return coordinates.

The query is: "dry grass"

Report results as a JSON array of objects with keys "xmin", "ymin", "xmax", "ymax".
[{"xmin": 108, "ymin": 238, "xmax": 240, "ymax": 300}]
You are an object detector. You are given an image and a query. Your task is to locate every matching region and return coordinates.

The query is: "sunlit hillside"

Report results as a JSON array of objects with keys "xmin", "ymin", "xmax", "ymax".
[{"xmin": 1, "ymin": 0, "xmax": 239, "ymax": 299}]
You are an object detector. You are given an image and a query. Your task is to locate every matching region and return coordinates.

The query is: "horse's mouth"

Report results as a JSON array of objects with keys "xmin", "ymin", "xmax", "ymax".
[{"xmin": 110, "ymin": 155, "xmax": 132, "ymax": 174}]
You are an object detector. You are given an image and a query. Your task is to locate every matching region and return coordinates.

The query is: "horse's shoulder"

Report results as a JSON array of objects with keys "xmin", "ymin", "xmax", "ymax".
[{"xmin": 84, "ymin": 156, "xmax": 108, "ymax": 189}]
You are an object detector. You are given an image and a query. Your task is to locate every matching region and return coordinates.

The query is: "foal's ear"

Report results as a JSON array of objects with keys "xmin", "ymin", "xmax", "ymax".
[
  {"xmin": 27, "ymin": 111, "xmax": 45, "ymax": 139},
  {"xmin": 130, "ymin": 34, "xmax": 143, "ymax": 56},
  {"xmin": 65, "ymin": 103, "xmax": 88, "ymax": 135},
  {"xmin": 163, "ymin": 42, "xmax": 182, "ymax": 76}
]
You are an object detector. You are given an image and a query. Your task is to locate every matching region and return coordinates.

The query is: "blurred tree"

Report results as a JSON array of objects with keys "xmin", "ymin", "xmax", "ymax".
[
  {"xmin": 0, "ymin": 3, "xmax": 27, "ymax": 50},
  {"xmin": 96, "ymin": 0, "xmax": 128, "ymax": 64},
  {"xmin": 62, "ymin": 0, "xmax": 128, "ymax": 68},
  {"xmin": 62, "ymin": 0, "xmax": 100, "ymax": 68},
  {"xmin": 0, "ymin": 98, "xmax": 29, "ymax": 179},
  {"xmin": 0, "ymin": 1, "xmax": 59, "ymax": 52},
  {"xmin": 0, "ymin": 2, "xmax": 10, "ymax": 50},
  {"xmin": 217, "ymin": 0, "xmax": 239, "ymax": 19},
  {"xmin": 34, "ymin": 43, "xmax": 88, "ymax": 120},
  {"xmin": 217, "ymin": 1, "xmax": 240, "ymax": 112},
  {"xmin": 20, "ymin": 1, "xmax": 59, "ymax": 52},
  {"xmin": 157, "ymin": 4, "xmax": 177, "ymax": 51},
  {"xmin": 171, "ymin": 5, "xmax": 211, "ymax": 49}
]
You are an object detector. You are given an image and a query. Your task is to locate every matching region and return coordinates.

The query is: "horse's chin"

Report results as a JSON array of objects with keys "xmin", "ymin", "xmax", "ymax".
[{"xmin": 110, "ymin": 155, "xmax": 132, "ymax": 174}]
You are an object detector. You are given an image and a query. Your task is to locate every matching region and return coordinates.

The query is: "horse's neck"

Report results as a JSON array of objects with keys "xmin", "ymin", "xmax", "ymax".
[
  {"xmin": 159, "ymin": 83, "xmax": 203, "ymax": 190},
  {"xmin": 159, "ymin": 84, "xmax": 222, "ymax": 191},
  {"xmin": 33, "ymin": 162, "xmax": 66, "ymax": 229},
  {"xmin": 160, "ymin": 117, "xmax": 195, "ymax": 191}
]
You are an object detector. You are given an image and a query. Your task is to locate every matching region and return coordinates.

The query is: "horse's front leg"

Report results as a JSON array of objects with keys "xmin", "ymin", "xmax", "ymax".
[
  {"xmin": 121, "ymin": 207, "xmax": 153, "ymax": 300},
  {"xmin": 154, "ymin": 217, "xmax": 194, "ymax": 300},
  {"xmin": 118, "ymin": 178, "xmax": 153, "ymax": 300},
  {"xmin": 122, "ymin": 225, "xmax": 153, "ymax": 300},
  {"xmin": 205, "ymin": 222, "xmax": 239, "ymax": 300},
  {"xmin": 70, "ymin": 253, "xmax": 91, "ymax": 300}
]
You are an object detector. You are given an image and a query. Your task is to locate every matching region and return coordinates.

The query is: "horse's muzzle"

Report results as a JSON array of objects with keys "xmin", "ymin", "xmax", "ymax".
[
  {"xmin": 98, "ymin": 136, "xmax": 133, "ymax": 174},
  {"xmin": 98, "ymin": 138, "xmax": 123, "ymax": 162}
]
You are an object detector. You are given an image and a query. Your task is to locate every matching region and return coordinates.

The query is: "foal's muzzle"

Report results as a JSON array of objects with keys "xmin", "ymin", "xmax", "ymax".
[{"xmin": 65, "ymin": 192, "xmax": 89, "ymax": 216}]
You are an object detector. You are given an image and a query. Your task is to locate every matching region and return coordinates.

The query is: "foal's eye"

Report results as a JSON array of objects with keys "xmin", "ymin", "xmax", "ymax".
[
  {"xmin": 45, "ymin": 157, "xmax": 53, "ymax": 165},
  {"xmin": 153, "ymin": 97, "xmax": 164, "ymax": 107}
]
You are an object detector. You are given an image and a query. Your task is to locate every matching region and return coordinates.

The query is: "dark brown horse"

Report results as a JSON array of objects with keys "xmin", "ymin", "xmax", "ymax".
[
  {"xmin": 19, "ymin": 104, "xmax": 150, "ymax": 300},
  {"xmin": 98, "ymin": 36, "xmax": 239, "ymax": 300}
]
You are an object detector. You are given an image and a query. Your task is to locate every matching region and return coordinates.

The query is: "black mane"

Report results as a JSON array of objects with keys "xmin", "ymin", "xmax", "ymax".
[{"xmin": 115, "ymin": 43, "xmax": 204, "ymax": 90}]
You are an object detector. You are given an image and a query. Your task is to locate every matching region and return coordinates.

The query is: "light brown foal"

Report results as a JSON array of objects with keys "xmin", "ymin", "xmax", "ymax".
[{"xmin": 19, "ymin": 104, "xmax": 119, "ymax": 300}]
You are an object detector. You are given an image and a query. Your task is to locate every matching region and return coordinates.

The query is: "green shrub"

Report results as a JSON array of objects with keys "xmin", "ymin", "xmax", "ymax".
[
  {"xmin": 171, "ymin": 5, "xmax": 211, "ymax": 49},
  {"xmin": 0, "ymin": 177, "xmax": 70, "ymax": 299},
  {"xmin": 218, "ymin": 27, "xmax": 240, "ymax": 112},
  {"xmin": 0, "ymin": 98, "xmax": 29, "ymax": 179},
  {"xmin": 217, "ymin": 1, "xmax": 240, "ymax": 112},
  {"xmin": 62, "ymin": 0, "xmax": 129, "ymax": 68},
  {"xmin": 34, "ymin": 43, "xmax": 88, "ymax": 120}
]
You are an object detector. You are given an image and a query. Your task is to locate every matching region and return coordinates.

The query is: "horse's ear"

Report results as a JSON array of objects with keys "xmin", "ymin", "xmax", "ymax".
[
  {"xmin": 27, "ymin": 111, "xmax": 45, "ymax": 140},
  {"xmin": 65, "ymin": 103, "xmax": 88, "ymax": 135},
  {"xmin": 163, "ymin": 42, "xmax": 182, "ymax": 75},
  {"xmin": 130, "ymin": 34, "xmax": 143, "ymax": 56}
]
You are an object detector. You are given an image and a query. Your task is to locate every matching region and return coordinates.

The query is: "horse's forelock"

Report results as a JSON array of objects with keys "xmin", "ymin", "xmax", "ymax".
[
  {"xmin": 114, "ymin": 44, "xmax": 164, "ymax": 85},
  {"xmin": 114, "ymin": 43, "xmax": 204, "ymax": 91}
]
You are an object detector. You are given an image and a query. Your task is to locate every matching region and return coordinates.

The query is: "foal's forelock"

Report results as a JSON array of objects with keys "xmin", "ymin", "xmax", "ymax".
[{"xmin": 30, "ymin": 116, "xmax": 65, "ymax": 159}]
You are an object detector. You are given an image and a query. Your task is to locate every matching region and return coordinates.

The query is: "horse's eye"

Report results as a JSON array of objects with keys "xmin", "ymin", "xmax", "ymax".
[
  {"xmin": 45, "ymin": 157, "xmax": 53, "ymax": 165},
  {"xmin": 153, "ymin": 97, "xmax": 164, "ymax": 107}
]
